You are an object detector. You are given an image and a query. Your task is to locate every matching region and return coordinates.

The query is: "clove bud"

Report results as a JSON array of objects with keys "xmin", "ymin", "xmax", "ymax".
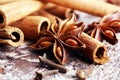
[{"xmin": 39, "ymin": 53, "xmax": 67, "ymax": 73}]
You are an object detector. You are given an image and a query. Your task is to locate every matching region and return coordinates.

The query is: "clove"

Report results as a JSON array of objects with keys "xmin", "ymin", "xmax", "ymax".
[
  {"xmin": 35, "ymin": 69, "xmax": 59, "ymax": 80},
  {"xmin": 38, "ymin": 53, "xmax": 67, "ymax": 73}
]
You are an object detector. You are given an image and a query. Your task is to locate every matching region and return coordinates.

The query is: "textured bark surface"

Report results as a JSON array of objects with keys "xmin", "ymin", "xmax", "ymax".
[{"xmin": 0, "ymin": 11, "xmax": 120, "ymax": 80}]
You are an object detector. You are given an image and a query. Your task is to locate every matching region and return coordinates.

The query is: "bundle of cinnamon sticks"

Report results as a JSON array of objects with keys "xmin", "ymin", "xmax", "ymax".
[
  {"xmin": 1, "ymin": 0, "xmax": 120, "ymax": 65},
  {"xmin": 0, "ymin": 0, "xmax": 43, "ymax": 46}
]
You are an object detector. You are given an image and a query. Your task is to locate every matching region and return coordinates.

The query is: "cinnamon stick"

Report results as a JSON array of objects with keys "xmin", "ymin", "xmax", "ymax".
[
  {"xmin": 42, "ymin": 0, "xmax": 120, "ymax": 17},
  {"xmin": 0, "ymin": 0, "xmax": 43, "ymax": 27},
  {"xmin": 0, "ymin": 26, "xmax": 24, "ymax": 46},
  {"xmin": 0, "ymin": 0, "xmax": 14, "ymax": 4},
  {"xmin": 35, "ymin": 11, "xmax": 109, "ymax": 64},
  {"xmin": 11, "ymin": 16, "xmax": 50, "ymax": 41},
  {"xmin": 32, "ymin": 9, "xmax": 67, "ymax": 23},
  {"xmin": 78, "ymin": 32, "xmax": 109, "ymax": 64},
  {"xmin": 32, "ymin": 10, "xmax": 62, "ymax": 23},
  {"xmin": 43, "ymin": 3, "xmax": 73, "ymax": 19}
]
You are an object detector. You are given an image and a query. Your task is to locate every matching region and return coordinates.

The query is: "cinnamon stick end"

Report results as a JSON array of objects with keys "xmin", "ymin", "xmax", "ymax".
[
  {"xmin": 0, "ymin": 11, "xmax": 5, "ymax": 27},
  {"xmin": 93, "ymin": 46, "xmax": 109, "ymax": 64}
]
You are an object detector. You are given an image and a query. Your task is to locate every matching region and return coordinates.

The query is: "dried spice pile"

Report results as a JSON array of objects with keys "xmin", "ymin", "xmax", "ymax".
[{"xmin": 0, "ymin": 0, "xmax": 120, "ymax": 80}]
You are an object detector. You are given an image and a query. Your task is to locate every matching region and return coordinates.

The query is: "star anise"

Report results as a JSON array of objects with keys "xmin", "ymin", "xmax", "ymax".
[
  {"xmin": 84, "ymin": 12, "xmax": 120, "ymax": 45},
  {"xmin": 30, "ymin": 13, "xmax": 86, "ymax": 65}
]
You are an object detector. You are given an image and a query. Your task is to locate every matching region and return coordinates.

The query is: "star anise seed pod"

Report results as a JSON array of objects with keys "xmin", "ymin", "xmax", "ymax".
[
  {"xmin": 84, "ymin": 12, "xmax": 120, "ymax": 44},
  {"xmin": 30, "ymin": 13, "xmax": 86, "ymax": 65}
]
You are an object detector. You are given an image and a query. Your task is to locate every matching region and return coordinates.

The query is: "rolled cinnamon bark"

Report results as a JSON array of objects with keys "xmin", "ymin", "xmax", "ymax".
[
  {"xmin": 78, "ymin": 32, "xmax": 109, "ymax": 64},
  {"xmin": 32, "ymin": 10, "xmax": 62, "ymax": 23},
  {"xmin": 32, "ymin": 10, "xmax": 109, "ymax": 64},
  {"xmin": 0, "ymin": 0, "xmax": 14, "ymax": 4},
  {"xmin": 11, "ymin": 16, "xmax": 50, "ymax": 41},
  {"xmin": 44, "ymin": 3, "xmax": 73, "ymax": 19},
  {"xmin": 0, "ymin": 0, "xmax": 43, "ymax": 27},
  {"xmin": 0, "ymin": 26, "xmax": 24, "ymax": 46},
  {"xmin": 42, "ymin": 0, "xmax": 120, "ymax": 17}
]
